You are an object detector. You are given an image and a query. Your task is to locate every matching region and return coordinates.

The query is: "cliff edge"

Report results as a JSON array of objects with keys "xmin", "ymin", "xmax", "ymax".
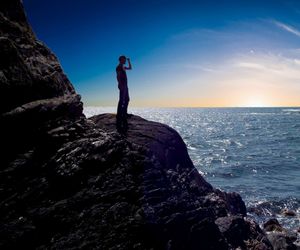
[{"xmin": 0, "ymin": 1, "xmax": 273, "ymax": 249}]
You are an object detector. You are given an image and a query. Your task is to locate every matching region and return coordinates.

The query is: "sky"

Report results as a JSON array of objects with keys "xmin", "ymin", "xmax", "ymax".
[{"xmin": 23, "ymin": 0, "xmax": 300, "ymax": 107}]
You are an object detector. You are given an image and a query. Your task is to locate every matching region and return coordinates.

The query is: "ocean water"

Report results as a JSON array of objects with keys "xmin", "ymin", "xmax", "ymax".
[{"xmin": 84, "ymin": 107, "xmax": 300, "ymax": 230}]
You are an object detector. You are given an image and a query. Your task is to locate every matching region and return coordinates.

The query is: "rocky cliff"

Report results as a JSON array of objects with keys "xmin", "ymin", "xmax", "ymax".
[
  {"xmin": 0, "ymin": 0, "xmax": 77, "ymax": 114},
  {"xmin": 0, "ymin": 1, "xmax": 274, "ymax": 249}
]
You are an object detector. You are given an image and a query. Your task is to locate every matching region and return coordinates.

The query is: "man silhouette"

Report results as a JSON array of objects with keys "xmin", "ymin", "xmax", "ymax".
[{"xmin": 116, "ymin": 55, "xmax": 132, "ymax": 130}]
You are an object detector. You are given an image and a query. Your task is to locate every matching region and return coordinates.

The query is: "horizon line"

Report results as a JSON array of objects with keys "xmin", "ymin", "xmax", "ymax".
[{"xmin": 83, "ymin": 105, "xmax": 300, "ymax": 109}]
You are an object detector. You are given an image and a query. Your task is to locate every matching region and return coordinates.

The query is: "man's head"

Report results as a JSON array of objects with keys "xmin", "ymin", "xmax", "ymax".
[{"xmin": 119, "ymin": 55, "xmax": 126, "ymax": 64}]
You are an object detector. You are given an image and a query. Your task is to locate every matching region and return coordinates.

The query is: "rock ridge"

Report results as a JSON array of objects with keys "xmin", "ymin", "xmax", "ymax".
[{"xmin": 0, "ymin": 0, "xmax": 77, "ymax": 114}]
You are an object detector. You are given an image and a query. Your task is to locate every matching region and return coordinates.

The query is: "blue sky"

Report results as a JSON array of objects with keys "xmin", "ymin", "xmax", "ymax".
[{"xmin": 24, "ymin": 0, "xmax": 300, "ymax": 107}]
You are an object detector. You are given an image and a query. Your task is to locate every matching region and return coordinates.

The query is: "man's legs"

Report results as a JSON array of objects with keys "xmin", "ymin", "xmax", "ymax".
[
  {"xmin": 118, "ymin": 88, "xmax": 129, "ymax": 116},
  {"xmin": 124, "ymin": 87, "xmax": 130, "ymax": 116},
  {"xmin": 117, "ymin": 88, "xmax": 128, "ymax": 132}
]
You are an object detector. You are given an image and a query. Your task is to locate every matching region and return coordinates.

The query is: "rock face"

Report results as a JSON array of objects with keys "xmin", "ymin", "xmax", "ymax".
[
  {"xmin": 0, "ymin": 1, "xmax": 275, "ymax": 249},
  {"xmin": 0, "ymin": 0, "xmax": 76, "ymax": 114},
  {"xmin": 1, "ymin": 111, "xmax": 272, "ymax": 250}
]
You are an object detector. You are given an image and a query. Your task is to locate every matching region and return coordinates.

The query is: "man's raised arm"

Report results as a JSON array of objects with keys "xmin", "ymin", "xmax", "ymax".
[{"xmin": 124, "ymin": 58, "xmax": 132, "ymax": 70}]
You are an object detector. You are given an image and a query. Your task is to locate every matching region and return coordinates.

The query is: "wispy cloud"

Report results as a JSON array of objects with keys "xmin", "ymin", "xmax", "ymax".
[
  {"xmin": 234, "ymin": 52, "xmax": 300, "ymax": 80},
  {"xmin": 273, "ymin": 20, "xmax": 300, "ymax": 37},
  {"xmin": 182, "ymin": 63, "xmax": 218, "ymax": 73},
  {"xmin": 235, "ymin": 62, "xmax": 267, "ymax": 71}
]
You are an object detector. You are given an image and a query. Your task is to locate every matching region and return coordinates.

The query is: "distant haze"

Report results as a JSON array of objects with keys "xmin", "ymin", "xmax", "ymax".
[{"xmin": 24, "ymin": 0, "xmax": 300, "ymax": 107}]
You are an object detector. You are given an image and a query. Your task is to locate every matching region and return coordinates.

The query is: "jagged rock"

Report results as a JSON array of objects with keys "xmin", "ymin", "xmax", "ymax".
[
  {"xmin": 281, "ymin": 209, "xmax": 297, "ymax": 217},
  {"xmin": 0, "ymin": 0, "xmax": 77, "ymax": 114},
  {"xmin": 0, "ymin": 1, "xmax": 274, "ymax": 249},
  {"xmin": 215, "ymin": 216, "xmax": 250, "ymax": 248},
  {"xmin": 0, "ymin": 111, "xmax": 273, "ymax": 249},
  {"xmin": 263, "ymin": 218, "xmax": 284, "ymax": 232},
  {"xmin": 267, "ymin": 232, "xmax": 297, "ymax": 250},
  {"xmin": 263, "ymin": 219, "xmax": 299, "ymax": 250}
]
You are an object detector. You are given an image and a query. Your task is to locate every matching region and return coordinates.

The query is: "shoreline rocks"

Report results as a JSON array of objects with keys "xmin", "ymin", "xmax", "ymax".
[{"xmin": 263, "ymin": 218, "xmax": 299, "ymax": 250}]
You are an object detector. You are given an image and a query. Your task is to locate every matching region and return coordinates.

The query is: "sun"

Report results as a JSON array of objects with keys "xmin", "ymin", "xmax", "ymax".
[{"xmin": 241, "ymin": 96, "xmax": 269, "ymax": 107}]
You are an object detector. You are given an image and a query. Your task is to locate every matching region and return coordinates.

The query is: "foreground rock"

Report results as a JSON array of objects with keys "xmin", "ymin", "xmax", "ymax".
[
  {"xmin": 1, "ymin": 112, "xmax": 272, "ymax": 249},
  {"xmin": 263, "ymin": 219, "xmax": 299, "ymax": 250},
  {"xmin": 0, "ymin": 0, "xmax": 275, "ymax": 249}
]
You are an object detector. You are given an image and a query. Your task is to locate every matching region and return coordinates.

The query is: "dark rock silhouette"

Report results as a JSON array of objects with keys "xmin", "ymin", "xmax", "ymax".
[
  {"xmin": 0, "ymin": 1, "xmax": 284, "ymax": 249},
  {"xmin": 0, "ymin": 0, "xmax": 77, "ymax": 114}
]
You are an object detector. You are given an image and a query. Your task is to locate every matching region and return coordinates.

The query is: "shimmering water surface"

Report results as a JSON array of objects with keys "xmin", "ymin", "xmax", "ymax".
[{"xmin": 84, "ymin": 107, "xmax": 300, "ymax": 229}]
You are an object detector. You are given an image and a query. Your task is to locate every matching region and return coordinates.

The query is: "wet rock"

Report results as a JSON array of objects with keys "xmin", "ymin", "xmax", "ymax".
[
  {"xmin": 215, "ymin": 189, "xmax": 247, "ymax": 216},
  {"xmin": 281, "ymin": 209, "xmax": 297, "ymax": 217},
  {"xmin": 263, "ymin": 219, "xmax": 298, "ymax": 250},
  {"xmin": 263, "ymin": 218, "xmax": 284, "ymax": 232},
  {"xmin": 215, "ymin": 216, "xmax": 250, "ymax": 248},
  {"xmin": 267, "ymin": 232, "xmax": 297, "ymax": 250}
]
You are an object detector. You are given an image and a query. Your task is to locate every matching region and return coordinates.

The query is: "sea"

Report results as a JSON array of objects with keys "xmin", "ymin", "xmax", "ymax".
[{"xmin": 84, "ymin": 107, "xmax": 300, "ymax": 231}]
